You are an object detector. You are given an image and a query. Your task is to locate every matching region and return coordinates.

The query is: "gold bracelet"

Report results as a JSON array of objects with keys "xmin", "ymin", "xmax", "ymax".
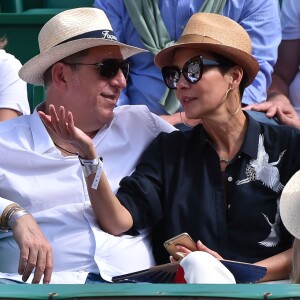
[{"xmin": 0, "ymin": 204, "xmax": 22, "ymax": 229}]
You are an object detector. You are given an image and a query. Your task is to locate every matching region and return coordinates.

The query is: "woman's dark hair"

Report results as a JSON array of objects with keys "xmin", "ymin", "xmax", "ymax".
[{"xmin": 214, "ymin": 55, "xmax": 247, "ymax": 97}]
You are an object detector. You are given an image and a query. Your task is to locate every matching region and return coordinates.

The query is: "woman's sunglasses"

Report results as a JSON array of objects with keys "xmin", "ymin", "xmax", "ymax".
[
  {"xmin": 162, "ymin": 55, "xmax": 221, "ymax": 90},
  {"xmin": 63, "ymin": 59, "xmax": 130, "ymax": 80}
]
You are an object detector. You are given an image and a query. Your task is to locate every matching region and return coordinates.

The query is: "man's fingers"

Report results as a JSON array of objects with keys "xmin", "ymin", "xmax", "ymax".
[
  {"xmin": 18, "ymin": 240, "xmax": 52, "ymax": 284},
  {"xmin": 22, "ymin": 257, "xmax": 37, "ymax": 283},
  {"xmin": 250, "ymin": 104, "xmax": 276, "ymax": 116},
  {"xmin": 277, "ymin": 109, "xmax": 294, "ymax": 126},
  {"xmin": 42, "ymin": 251, "xmax": 53, "ymax": 284},
  {"xmin": 248, "ymin": 103, "xmax": 271, "ymax": 112},
  {"xmin": 21, "ymin": 243, "xmax": 40, "ymax": 282},
  {"xmin": 30, "ymin": 249, "xmax": 47, "ymax": 284},
  {"xmin": 18, "ymin": 247, "xmax": 29, "ymax": 276},
  {"xmin": 264, "ymin": 106, "xmax": 277, "ymax": 118}
]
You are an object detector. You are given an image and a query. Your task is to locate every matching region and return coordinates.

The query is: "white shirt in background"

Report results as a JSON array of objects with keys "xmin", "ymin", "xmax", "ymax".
[{"xmin": 0, "ymin": 50, "xmax": 30, "ymax": 115}]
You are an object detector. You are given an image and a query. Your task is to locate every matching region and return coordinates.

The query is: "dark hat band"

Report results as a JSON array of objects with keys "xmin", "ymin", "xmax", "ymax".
[
  {"xmin": 176, "ymin": 34, "xmax": 221, "ymax": 45},
  {"xmin": 56, "ymin": 29, "xmax": 117, "ymax": 47}
]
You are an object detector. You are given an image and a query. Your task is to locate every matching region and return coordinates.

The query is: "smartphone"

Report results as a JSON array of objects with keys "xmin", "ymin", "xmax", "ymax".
[{"xmin": 163, "ymin": 232, "xmax": 197, "ymax": 261}]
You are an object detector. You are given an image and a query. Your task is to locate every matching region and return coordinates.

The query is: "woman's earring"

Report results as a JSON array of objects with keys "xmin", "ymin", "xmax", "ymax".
[{"xmin": 225, "ymin": 87, "xmax": 240, "ymax": 115}]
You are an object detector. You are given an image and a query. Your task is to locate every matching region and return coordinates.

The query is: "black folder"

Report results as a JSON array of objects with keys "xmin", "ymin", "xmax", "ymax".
[{"xmin": 112, "ymin": 259, "xmax": 267, "ymax": 284}]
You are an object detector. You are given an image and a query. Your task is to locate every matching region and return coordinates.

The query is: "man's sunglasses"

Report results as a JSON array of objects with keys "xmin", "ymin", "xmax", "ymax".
[
  {"xmin": 162, "ymin": 55, "xmax": 221, "ymax": 90},
  {"xmin": 63, "ymin": 59, "xmax": 130, "ymax": 80}
]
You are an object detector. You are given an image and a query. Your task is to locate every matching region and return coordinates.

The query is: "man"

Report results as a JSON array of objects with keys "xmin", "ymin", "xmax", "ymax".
[{"xmin": 0, "ymin": 7, "xmax": 175, "ymax": 284}]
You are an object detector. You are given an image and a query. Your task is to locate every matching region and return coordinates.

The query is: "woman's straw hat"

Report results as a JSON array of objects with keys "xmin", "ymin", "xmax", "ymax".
[
  {"xmin": 154, "ymin": 13, "xmax": 259, "ymax": 87},
  {"xmin": 19, "ymin": 7, "xmax": 146, "ymax": 86},
  {"xmin": 280, "ymin": 171, "xmax": 300, "ymax": 239}
]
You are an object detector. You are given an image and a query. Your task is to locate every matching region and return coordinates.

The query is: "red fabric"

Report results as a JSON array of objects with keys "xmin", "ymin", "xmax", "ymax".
[{"xmin": 173, "ymin": 265, "xmax": 187, "ymax": 283}]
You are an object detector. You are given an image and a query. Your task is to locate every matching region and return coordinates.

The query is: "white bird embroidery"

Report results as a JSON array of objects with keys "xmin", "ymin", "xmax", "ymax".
[
  {"xmin": 236, "ymin": 134, "xmax": 285, "ymax": 192},
  {"xmin": 258, "ymin": 199, "xmax": 281, "ymax": 247}
]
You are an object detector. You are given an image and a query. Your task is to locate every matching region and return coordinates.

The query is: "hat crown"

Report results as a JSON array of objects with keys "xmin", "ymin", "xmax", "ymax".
[
  {"xmin": 280, "ymin": 170, "xmax": 300, "ymax": 239},
  {"xmin": 180, "ymin": 13, "xmax": 252, "ymax": 54},
  {"xmin": 19, "ymin": 7, "xmax": 146, "ymax": 86},
  {"xmin": 154, "ymin": 12, "xmax": 259, "ymax": 87},
  {"xmin": 38, "ymin": 7, "xmax": 113, "ymax": 53}
]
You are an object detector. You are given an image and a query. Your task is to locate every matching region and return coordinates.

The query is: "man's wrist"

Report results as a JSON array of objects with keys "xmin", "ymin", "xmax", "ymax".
[
  {"xmin": 8, "ymin": 210, "xmax": 30, "ymax": 229},
  {"xmin": 0, "ymin": 203, "xmax": 30, "ymax": 230}
]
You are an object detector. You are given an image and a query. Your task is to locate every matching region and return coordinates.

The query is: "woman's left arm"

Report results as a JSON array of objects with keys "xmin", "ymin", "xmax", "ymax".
[{"xmin": 254, "ymin": 248, "xmax": 292, "ymax": 282}]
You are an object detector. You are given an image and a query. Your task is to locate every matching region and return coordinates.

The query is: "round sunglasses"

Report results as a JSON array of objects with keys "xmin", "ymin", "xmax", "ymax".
[
  {"xmin": 162, "ymin": 55, "xmax": 221, "ymax": 90},
  {"xmin": 63, "ymin": 59, "xmax": 130, "ymax": 80}
]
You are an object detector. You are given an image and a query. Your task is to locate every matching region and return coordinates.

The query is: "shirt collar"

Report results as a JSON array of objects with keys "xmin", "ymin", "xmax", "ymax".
[
  {"xmin": 240, "ymin": 111, "xmax": 261, "ymax": 159},
  {"xmin": 195, "ymin": 111, "xmax": 261, "ymax": 160},
  {"xmin": 30, "ymin": 102, "xmax": 117, "ymax": 154},
  {"xmin": 30, "ymin": 102, "xmax": 56, "ymax": 154}
]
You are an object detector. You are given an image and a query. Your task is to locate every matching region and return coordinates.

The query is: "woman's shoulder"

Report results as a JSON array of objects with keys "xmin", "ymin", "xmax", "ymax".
[{"xmin": 260, "ymin": 121, "xmax": 300, "ymax": 142}]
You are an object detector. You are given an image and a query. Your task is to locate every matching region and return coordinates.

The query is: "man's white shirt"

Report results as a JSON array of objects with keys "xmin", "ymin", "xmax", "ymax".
[{"xmin": 0, "ymin": 104, "xmax": 175, "ymax": 283}]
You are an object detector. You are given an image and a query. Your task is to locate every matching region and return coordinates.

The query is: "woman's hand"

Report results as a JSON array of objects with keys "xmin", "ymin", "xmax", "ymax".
[
  {"xmin": 172, "ymin": 240, "xmax": 223, "ymax": 261},
  {"xmin": 195, "ymin": 240, "xmax": 223, "ymax": 260}
]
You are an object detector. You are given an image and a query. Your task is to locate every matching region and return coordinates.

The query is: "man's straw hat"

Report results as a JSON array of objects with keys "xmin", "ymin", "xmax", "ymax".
[
  {"xmin": 19, "ymin": 7, "xmax": 146, "ymax": 86},
  {"xmin": 280, "ymin": 171, "xmax": 300, "ymax": 239},
  {"xmin": 155, "ymin": 13, "xmax": 259, "ymax": 87}
]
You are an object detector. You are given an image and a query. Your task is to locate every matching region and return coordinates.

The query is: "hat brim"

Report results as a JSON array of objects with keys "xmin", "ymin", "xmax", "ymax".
[
  {"xmin": 280, "ymin": 170, "xmax": 300, "ymax": 239},
  {"xmin": 19, "ymin": 38, "xmax": 147, "ymax": 86},
  {"xmin": 154, "ymin": 43, "xmax": 259, "ymax": 87}
]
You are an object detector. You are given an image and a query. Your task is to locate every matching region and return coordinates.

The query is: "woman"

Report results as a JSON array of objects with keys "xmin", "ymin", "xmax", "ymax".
[{"xmin": 40, "ymin": 13, "xmax": 300, "ymax": 282}]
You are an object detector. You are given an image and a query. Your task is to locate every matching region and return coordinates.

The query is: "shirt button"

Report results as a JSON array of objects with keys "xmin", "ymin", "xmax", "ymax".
[
  {"xmin": 181, "ymin": 25, "xmax": 185, "ymax": 30},
  {"xmin": 228, "ymin": 204, "xmax": 231, "ymax": 210},
  {"xmin": 228, "ymin": 176, "xmax": 233, "ymax": 182}
]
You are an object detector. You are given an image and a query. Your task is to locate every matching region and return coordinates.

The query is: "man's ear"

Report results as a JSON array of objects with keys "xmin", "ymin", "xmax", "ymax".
[{"xmin": 51, "ymin": 62, "xmax": 69, "ymax": 89}]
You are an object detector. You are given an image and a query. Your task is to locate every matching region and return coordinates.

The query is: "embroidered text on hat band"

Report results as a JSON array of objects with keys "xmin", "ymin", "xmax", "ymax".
[{"xmin": 56, "ymin": 30, "xmax": 118, "ymax": 47}]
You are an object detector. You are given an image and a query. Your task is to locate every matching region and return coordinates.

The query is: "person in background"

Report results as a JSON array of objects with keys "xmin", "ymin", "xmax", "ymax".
[
  {"xmin": 0, "ymin": 7, "xmax": 175, "ymax": 284},
  {"xmin": 41, "ymin": 13, "xmax": 299, "ymax": 283},
  {"xmin": 280, "ymin": 170, "xmax": 300, "ymax": 283},
  {"xmin": 0, "ymin": 37, "xmax": 30, "ymax": 121},
  {"xmin": 94, "ymin": 0, "xmax": 281, "ymax": 127},
  {"xmin": 248, "ymin": 0, "xmax": 300, "ymax": 126},
  {"xmin": 276, "ymin": 110, "xmax": 300, "ymax": 130}
]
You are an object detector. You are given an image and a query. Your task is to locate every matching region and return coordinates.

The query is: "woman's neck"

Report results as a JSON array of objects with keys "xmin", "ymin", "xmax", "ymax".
[{"xmin": 202, "ymin": 112, "xmax": 247, "ymax": 162}]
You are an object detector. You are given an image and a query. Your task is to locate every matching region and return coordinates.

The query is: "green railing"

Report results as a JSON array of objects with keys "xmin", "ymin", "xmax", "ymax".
[{"xmin": 0, "ymin": 283, "xmax": 299, "ymax": 299}]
